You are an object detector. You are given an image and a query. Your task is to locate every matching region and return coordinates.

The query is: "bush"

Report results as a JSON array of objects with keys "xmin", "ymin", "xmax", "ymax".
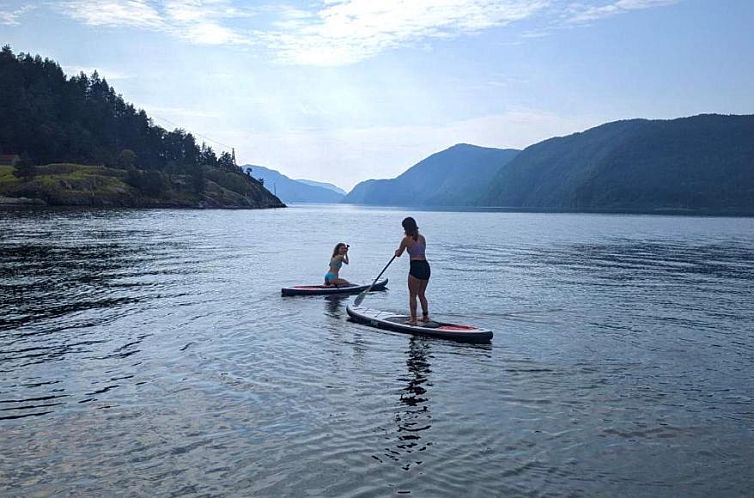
[{"xmin": 126, "ymin": 168, "xmax": 168, "ymax": 197}]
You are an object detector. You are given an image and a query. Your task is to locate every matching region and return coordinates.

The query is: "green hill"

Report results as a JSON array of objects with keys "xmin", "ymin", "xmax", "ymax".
[
  {"xmin": 479, "ymin": 114, "xmax": 754, "ymax": 214},
  {"xmin": 344, "ymin": 144, "xmax": 520, "ymax": 206}
]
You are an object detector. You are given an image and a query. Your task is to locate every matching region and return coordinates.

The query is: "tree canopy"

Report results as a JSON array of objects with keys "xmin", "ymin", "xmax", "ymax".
[{"xmin": 0, "ymin": 45, "xmax": 233, "ymax": 174}]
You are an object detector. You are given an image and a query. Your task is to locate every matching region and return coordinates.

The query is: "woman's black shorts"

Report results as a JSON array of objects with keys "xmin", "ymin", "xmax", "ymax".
[{"xmin": 409, "ymin": 260, "xmax": 431, "ymax": 280}]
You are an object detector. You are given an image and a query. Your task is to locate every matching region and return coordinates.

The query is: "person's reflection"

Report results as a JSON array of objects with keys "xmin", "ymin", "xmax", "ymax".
[
  {"xmin": 323, "ymin": 295, "xmax": 349, "ymax": 318},
  {"xmin": 387, "ymin": 336, "xmax": 433, "ymax": 471}
]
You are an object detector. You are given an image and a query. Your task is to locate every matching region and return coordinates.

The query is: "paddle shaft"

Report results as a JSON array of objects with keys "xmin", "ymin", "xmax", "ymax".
[
  {"xmin": 370, "ymin": 255, "xmax": 396, "ymax": 288},
  {"xmin": 355, "ymin": 255, "xmax": 396, "ymax": 305}
]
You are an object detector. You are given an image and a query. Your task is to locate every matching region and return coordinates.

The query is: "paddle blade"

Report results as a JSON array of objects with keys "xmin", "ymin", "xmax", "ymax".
[{"xmin": 354, "ymin": 289, "xmax": 368, "ymax": 306}]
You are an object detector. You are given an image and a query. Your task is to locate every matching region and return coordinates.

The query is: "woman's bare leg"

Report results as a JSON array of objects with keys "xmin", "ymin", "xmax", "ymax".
[
  {"xmin": 408, "ymin": 275, "xmax": 420, "ymax": 324},
  {"xmin": 418, "ymin": 278, "xmax": 429, "ymax": 321}
]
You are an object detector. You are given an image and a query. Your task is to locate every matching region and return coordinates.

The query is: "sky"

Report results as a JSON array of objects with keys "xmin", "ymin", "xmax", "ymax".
[{"xmin": 1, "ymin": 0, "xmax": 753, "ymax": 190}]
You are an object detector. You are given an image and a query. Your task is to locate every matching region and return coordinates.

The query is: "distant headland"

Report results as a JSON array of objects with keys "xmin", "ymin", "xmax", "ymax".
[{"xmin": 0, "ymin": 46, "xmax": 283, "ymax": 209}]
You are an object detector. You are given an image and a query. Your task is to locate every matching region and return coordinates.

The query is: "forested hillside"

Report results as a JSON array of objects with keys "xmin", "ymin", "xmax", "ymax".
[
  {"xmin": 479, "ymin": 114, "xmax": 754, "ymax": 214},
  {"xmin": 344, "ymin": 144, "xmax": 519, "ymax": 206},
  {"xmin": 0, "ymin": 46, "xmax": 283, "ymax": 208}
]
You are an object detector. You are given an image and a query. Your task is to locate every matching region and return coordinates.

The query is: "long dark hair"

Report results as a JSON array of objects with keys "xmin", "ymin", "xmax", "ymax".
[
  {"xmin": 332, "ymin": 242, "xmax": 347, "ymax": 258},
  {"xmin": 402, "ymin": 217, "xmax": 419, "ymax": 241}
]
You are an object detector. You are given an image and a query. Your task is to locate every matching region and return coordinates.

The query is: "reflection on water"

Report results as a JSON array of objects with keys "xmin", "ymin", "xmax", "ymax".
[
  {"xmin": 396, "ymin": 338, "xmax": 432, "ymax": 470},
  {"xmin": 324, "ymin": 295, "xmax": 349, "ymax": 318},
  {"xmin": 375, "ymin": 337, "xmax": 433, "ymax": 471},
  {"xmin": 2, "ymin": 207, "xmax": 754, "ymax": 497}
]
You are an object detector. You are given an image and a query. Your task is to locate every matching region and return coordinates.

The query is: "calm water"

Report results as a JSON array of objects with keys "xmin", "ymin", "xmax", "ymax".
[{"xmin": 1, "ymin": 205, "xmax": 753, "ymax": 497}]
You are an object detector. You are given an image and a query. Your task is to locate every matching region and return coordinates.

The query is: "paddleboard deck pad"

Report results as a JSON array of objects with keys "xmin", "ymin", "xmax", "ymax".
[
  {"xmin": 346, "ymin": 305, "xmax": 492, "ymax": 343},
  {"xmin": 281, "ymin": 279, "xmax": 388, "ymax": 296}
]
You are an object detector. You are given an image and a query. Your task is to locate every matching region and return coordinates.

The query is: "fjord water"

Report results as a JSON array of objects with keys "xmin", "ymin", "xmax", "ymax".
[{"xmin": 1, "ymin": 205, "xmax": 753, "ymax": 497}]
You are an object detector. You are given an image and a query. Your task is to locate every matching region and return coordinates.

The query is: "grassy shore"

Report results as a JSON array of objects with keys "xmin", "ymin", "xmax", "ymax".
[{"xmin": 0, "ymin": 163, "xmax": 285, "ymax": 208}]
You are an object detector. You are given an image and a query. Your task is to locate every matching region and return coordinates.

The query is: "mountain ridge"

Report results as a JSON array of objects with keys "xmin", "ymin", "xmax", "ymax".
[
  {"xmin": 344, "ymin": 143, "xmax": 520, "ymax": 206},
  {"xmin": 295, "ymin": 179, "xmax": 346, "ymax": 195},
  {"xmin": 243, "ymin": 165, "xmax": 345, "ymax": 203},
  {"xmin": 480, "ymin": 113, "xmax": 754, "ymax": 214}
]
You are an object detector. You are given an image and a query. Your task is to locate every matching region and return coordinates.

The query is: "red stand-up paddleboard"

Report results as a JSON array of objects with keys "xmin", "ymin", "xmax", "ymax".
[
  {"xmin": 281, "ymin": 279, "xmax": 388, "ymax": 297},
  {"xmin": 346, "ymin": 304, "xmax": 492, "ymax": 343}
]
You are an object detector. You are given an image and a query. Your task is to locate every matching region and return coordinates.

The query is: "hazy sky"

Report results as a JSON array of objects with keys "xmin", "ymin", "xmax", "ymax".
[{"xmin": 2, "ymin": 0, "xmax": 753, "ymax": 189}]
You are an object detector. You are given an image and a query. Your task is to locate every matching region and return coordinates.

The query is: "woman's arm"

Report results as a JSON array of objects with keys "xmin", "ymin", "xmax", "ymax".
[
  {"xmin": 394, "ymin": 237, "xmax": 407, "ymax": 257},
  {"xmin": 343, "ymin": 252, "xmax": 349, "ymax": 265}
]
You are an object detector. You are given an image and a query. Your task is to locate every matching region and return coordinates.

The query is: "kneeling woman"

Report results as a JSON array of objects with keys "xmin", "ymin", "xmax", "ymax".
[
  {"xmin": 325, "ymin": 242, "xmax": 351, "ymax": 286},
  {"xmin": 394, "ymin": 217, "xmax": 430, "ymax": 325}
]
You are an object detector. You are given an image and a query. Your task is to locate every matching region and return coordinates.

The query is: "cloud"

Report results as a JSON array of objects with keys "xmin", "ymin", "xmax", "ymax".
[
  {"xmin": 179, "ymin": 21, "xmax": 251, "ymax": 45},
  {"xmin": 58, "ymin": 0, "xmax": 254, "ymax": 45},
  {"xmin": 60, "ymin": 0, "xmax": 164, "ymax": 28},
  {"xmin": 164, "ymin": 0, "xmax": 256, "ymax": 21},
  {"xmin": 265, "ymin": 0, "xmax": 550, "ymax": 65},
  {"xmin": 51, "ymin": 0, "xmax": 683, "ymax": 64},
  {"xmin": 0, "ymin": 4, "xmax": 35, "ymax": 25},
  {"xmin": 263, "ymin": 0, "xmax": 682, "ymax": 65},
  {"xmin": 567, "ymin": 0, "xmax": 680, "ymax": 24},
  {"xmin": 164, "ymin": 1, "xmax": 257, "ymax": 45}
]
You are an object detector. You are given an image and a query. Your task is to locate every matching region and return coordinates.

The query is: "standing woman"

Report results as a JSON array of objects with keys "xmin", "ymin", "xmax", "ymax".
[
  {"xmin": 394, "ymin": 217, "xmax": 430, "ymax": 325},
  {"xmin": 325, "ymin": 242, "xmax": 351, "ymax": 286}
]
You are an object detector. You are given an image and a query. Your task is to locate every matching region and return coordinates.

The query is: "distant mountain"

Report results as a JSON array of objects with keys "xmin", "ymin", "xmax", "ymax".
[
  {"xmin": 242, "ymin": 165, "xmax": 345, "ymax": 203},
  {"xmin": 295, "ymin": 179, "xmax": 346, "ymax": 195},
  {"xmin": 479, "ymin": 114, "xmax": 754, "ymax": 214},
  {"xmin": 344, "ymin": 144, "xmax": 520, "ymax": 206}
]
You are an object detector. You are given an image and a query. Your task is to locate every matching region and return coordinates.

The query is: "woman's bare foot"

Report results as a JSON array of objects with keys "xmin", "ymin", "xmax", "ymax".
[
  {"xmin": 420, "ymin": 313, "xmax": 430, "ymax": 322},
  {"xmin": 406, "ymin": 318, "xmax": 418, "ymax": 325}
]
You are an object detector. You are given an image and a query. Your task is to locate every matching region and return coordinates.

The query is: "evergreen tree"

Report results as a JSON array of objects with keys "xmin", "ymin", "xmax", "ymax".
[
  {"xmin": 117, "ymin": 149, "xmax": 137, "ymax": 168},
  {"xmin": 0, "ymin": 46, "xmax": 236, "ymax": 176},
  {"xmin": 13, "ymin": 153, "xmax": 36, "ymax": 180}
]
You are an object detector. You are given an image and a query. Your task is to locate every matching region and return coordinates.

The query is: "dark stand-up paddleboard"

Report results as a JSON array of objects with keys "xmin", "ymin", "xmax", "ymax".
[
  {"xmin": 281, "ymin": 279, "xmax": 388, "ymax": 297},
  {"xmin": 346, "ymin": 305, "xmax": 492, "ymax": 343}
]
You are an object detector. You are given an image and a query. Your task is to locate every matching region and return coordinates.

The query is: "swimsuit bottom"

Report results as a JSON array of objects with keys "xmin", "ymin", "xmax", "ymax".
[
  {"xmin": 324, "ymin": 271, "xmax": 338, "ymax": 284},
  {"xmin": 409, "ymin": 260, "xmax": 431, "ymax": 280}
]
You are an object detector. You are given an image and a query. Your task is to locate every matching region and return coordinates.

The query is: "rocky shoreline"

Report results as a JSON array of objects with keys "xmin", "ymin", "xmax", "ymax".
[{"xmin": 0, "ymin": 195, "xmax": 47, "ymax": 206}]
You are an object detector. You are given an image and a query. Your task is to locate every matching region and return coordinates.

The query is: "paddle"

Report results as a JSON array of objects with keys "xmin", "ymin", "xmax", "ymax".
[{"xmin": 354, "ymin": 255, "xmax": 396, "ymax": 306}]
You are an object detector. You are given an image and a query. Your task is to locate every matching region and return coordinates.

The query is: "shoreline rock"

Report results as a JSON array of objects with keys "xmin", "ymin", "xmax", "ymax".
[{"xmin": 0, "ymin": 195, "xmax": 48, "ymax": 206}]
